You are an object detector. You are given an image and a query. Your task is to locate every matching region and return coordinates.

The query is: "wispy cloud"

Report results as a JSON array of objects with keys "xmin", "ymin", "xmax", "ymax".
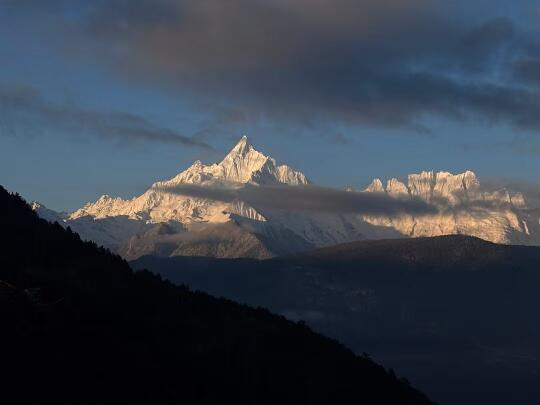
[{"xmin": 0, "ymin": 83, "xmax": 212, "ymax": 149}]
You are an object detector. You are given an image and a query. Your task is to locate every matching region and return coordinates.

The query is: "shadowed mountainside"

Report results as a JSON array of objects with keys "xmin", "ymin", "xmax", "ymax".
[
  {"xmin": 133, "ymin": 235, "xmax": 540, "ymax": 405},
  {"xmin": 288, "ymin": 235, "xmax": 540, "ymax": 270},
  {"xmin": 0, "ymin": 185, "xmax": 433, "ymax": 405}
]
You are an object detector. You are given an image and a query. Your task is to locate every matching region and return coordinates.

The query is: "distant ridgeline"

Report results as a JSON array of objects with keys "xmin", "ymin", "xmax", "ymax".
[{"xmin": 0, "ymin": 185, "xmax": 433, "ymax": 405}]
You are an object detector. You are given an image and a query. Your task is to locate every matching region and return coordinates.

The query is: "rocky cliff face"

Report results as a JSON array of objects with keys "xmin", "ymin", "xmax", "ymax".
[
  {"xmin": 367, "ymin": 171, "xmax": 480, "ymax": 200},
  {"xmin": 363, "ymin": 171, "xmax": 533, "ymax": 244}
]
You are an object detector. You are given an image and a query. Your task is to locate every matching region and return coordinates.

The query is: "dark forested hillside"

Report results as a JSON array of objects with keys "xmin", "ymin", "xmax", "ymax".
[
  {"xmin": 289, "ymin": 235, "xmax": 540, "ymax": 270},
  {"xmin": 133, "ymin": 236, "xmax": 540, "ymax": 405},
  {"xmin": 0, "ymin": 186, "xmax": 433, "ymax": 405}
]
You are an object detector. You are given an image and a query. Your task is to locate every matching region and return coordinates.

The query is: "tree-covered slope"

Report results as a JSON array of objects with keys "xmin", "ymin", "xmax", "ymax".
[{"xmin": 0, "ymin": 186, "xmax": 433, "ymax": 405}]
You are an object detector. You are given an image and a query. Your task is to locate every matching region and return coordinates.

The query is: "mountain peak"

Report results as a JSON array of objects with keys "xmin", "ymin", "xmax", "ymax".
[
  {"xmin": 31, "ymin": 200, "xmax": 66, "ymax": 223},
  {"xmin": 155, "ymin": 135, "xmax": 308, "ymax": 188},
  {"xmin": 217, "ymin": 135, "xmax": 270, "ymax": 183},
  {"xmin": 228, "ymin": 135, "xmax": 252, "ymax": 156},
  {"xmin": 31, "ymin": 201, "xmax": 44, "ymax": 210}
]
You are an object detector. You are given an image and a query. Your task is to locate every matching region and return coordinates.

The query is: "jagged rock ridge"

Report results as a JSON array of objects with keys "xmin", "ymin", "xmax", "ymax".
[{"xmin": 363, "ymin": 171, "xmax": 532, "ymax": 244}]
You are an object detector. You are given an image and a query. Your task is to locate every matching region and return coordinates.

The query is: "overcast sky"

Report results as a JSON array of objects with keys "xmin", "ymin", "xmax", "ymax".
[{"xmin": 1, "ymin": 0, "xmax": 539, "ymax": 211}]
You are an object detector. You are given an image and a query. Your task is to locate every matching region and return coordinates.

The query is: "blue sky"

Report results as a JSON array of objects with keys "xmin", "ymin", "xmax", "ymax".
[{"xmin": 1, "ymin": 1, "xmax": 539, "ymax": 211}]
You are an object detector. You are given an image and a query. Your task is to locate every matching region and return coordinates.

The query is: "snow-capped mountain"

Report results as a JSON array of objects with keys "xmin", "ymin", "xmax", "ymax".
[
  {"xmin": 69, "ymin": 135, "xmax": 307, "ymax": 223},
  {"xmin": 32, "ymin": 136, "xmax": 539, "ymax": 259},
  {"xmin": 35, "ymin": 136, "xmax": 315, "ymax": 257},
  {"xmin": 362, "ymin": 171, "xmax": 533, "ymax": 244}
]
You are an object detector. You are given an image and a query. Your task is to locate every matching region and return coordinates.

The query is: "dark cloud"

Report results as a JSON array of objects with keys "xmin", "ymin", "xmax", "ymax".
[
  {"xmin": 514, "ymin": 58, "xmax": 540, "ymax": 85},
  {"xmin": 451, "ymin": 17, "xmax": 516, "ymax": 73},
  {"xmin": 159, "ymin": 184, "xmax": 438, "ymax": 216},
  {"xmin": 0, "ymin": 83, "xmax": 212, "ymax": 149},
  {"xmin": 5, "ymin": 0, "xmax": 540, "ymax": 135}
]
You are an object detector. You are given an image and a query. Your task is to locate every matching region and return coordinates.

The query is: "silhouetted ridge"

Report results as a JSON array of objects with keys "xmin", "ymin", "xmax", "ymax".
[
  {"xmin": 288, "ymin": 235, "xmax": 506, "ymax": 268},
  {"xmin": 0, "ymin": 185, "xmax": 433, "ymax": 405}
]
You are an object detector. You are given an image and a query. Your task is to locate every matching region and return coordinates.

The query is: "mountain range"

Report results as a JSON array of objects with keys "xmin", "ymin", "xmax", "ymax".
[{"xmin": 33, "ymin": 136, "xmax": 538, "ymax": 259}]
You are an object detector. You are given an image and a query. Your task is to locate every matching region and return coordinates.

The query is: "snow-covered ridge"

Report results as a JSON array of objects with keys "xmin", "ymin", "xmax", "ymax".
[
  {"xmin": 362, "ymin": 170, "xmax": 533, "ymax": 244},
  {"xmin": 31, "ymin": 201, "xmax": 67, "ymax": 224}
]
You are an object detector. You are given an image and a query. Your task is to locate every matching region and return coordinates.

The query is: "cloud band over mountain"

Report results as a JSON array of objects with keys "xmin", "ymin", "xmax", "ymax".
[
  {"xmin": 160, "ymin": 184, "xmax": 439, "ymax": 216},
  {"xmin": 160, "ymin": 182, "xmax": 540, "ymax": 217}
]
